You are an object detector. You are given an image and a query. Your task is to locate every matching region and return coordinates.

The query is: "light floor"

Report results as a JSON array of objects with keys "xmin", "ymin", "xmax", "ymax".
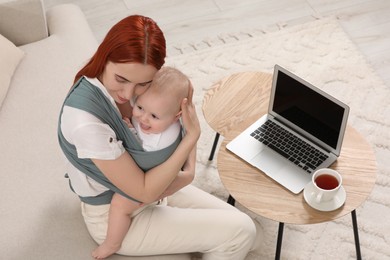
[{"xmin": 44, "ymin": 0, "xmax": 390, "ymax": 89}]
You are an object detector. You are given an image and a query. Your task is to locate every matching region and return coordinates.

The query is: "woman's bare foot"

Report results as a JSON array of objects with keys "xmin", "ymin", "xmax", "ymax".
[{"xmin": 92, "ymin": 242, "xmax": 120, "ymax": 259}]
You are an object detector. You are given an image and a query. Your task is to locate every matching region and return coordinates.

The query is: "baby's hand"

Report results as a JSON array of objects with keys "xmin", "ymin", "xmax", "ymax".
[{"xmin": 122, "ymin": 117, "xmax": 134, "ymax": 128}]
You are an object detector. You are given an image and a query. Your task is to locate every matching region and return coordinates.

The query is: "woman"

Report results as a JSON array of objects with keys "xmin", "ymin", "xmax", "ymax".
[{"xmin": 58, "ymin": 15, "xmax": 256, "ymax": 259}]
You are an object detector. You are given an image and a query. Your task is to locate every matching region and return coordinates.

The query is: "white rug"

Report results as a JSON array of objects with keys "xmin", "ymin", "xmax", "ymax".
[{"xmin": 166, "ymin": 17, "xmax": 390, "ymax": 259}]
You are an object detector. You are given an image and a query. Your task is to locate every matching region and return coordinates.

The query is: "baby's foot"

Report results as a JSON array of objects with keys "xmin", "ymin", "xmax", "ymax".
[{"xmin": 92, "ymin": 242, "xmax": 120, "ymax": 259}]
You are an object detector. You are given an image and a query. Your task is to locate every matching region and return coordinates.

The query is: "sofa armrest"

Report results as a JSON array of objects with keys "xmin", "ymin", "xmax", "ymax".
[
  {"xmin": 46, "ymin": 3, "xmax": 96, "ymax": 43},
  {"xmin": 0, "ymin": 0, "xmax": 48, "ymax": 46}
]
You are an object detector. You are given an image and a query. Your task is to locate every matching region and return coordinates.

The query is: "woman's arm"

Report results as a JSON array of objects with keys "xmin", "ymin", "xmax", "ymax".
[
  {"xmin": 92, "ymin": 97, "xmax": 200, "ymax": 204},
  {"xmin": 157, "ymin": 144, "xmax": 197, "ymax": 199}
]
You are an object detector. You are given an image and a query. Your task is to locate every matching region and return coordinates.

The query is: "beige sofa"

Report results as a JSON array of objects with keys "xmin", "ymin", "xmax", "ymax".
[{"xmin": 0, "ymin": 1, "xmax": 192, "ymax": 259}]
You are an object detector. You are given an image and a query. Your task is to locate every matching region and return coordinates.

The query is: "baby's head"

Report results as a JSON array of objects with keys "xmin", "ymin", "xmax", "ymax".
[
  {"xmin": 132, "ymin": 66, "xmax": 191, "ymax": 134},
  {"xmin": 149, "ymin": 66, "xmax": 190, "ymax": 109}
]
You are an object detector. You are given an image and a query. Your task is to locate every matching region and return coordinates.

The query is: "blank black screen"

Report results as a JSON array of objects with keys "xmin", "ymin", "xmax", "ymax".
[{"xmin": 272, "ymin": 71, "xmax": 344, "ymax": 149}]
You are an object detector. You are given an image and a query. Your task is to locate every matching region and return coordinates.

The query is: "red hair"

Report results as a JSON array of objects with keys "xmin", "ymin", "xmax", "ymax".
[{"xmin": 74, "ymin": 15, "xmax": 166, "ymax": 83}]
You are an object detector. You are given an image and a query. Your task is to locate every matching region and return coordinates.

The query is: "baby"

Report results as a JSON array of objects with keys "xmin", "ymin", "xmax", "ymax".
[{"xmin": 92, "ymin": 67, "xmax": 191, "ymax": 259}]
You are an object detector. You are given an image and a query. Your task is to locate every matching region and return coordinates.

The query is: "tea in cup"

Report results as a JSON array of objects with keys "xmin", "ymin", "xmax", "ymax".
[{"xmin": 312, "ymin": 168, "xmax": 342, "ymax": 203}]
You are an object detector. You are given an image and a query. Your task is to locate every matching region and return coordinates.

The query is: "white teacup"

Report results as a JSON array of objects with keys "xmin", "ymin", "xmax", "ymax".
[{"xmin": 311, "ymin": 168, "xmax": 342, "ymax": 203}]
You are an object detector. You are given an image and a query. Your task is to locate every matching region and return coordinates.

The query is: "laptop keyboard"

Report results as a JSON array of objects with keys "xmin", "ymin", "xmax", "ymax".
[{"xmin": 250, "ymin": 120, "xmax": 328, "ymax": 173}]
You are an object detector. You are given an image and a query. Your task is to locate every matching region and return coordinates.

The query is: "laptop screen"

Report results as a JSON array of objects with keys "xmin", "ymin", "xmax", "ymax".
[{"xmin": 271, "ymin": 70, "xmax": 346, "ymax": 150}]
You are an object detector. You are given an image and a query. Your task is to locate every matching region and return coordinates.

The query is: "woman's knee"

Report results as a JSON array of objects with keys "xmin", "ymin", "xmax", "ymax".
[
  {"xmin": 217, "ymin": 210, "xmax": 257, "ymax": 248},
  {"xmin": 203, "ymin": 211, "xmax": 256, "ymax": 260},
  {"xmin": 235, "ymin": 211, "xmax": 257, "ymax": 243}
]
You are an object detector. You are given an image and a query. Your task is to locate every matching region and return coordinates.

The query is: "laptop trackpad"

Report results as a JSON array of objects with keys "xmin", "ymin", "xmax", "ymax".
[{"xmin": 250, "ymin": 149, "xmax": 285, "ymax": 174}]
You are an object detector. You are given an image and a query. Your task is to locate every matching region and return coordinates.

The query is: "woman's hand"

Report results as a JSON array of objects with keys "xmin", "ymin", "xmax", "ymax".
[
  {"xmin": 180, "ymin": 82, "xmax": 200, "ymax": 141},
  {"xmin": 122, "ymin": 116, "xmax": 134, "ymax": 128}
]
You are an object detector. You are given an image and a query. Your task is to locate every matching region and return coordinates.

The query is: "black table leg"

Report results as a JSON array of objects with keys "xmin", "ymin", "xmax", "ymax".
[
  {"xmin": 208, "ymin": 132, "xmax": 220, "ymax": 161},
  {"xmin": 351, "ymin": 210, "xmax": 362, "ymax": 260},
  {"xmin": 227, "ymin": 194, "xmax": 235, "ymax": 206},
  {"xmin": 275, "ymin": 222, "xmax": 284, "ymax": 260}
]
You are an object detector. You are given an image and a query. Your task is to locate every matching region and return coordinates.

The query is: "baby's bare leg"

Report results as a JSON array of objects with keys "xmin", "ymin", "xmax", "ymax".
[{"xmin": 92, "ymin": 193, "xmax": 141, "ymax": 259}]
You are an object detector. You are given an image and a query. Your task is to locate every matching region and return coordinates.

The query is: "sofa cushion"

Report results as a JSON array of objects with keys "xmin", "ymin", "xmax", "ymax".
[
  {"xmin": 0, "ymin": 0, "xmax": 48, "ymax": 46},
  {"xmin": 0, "ymin": 34, "xmax": 24, "ymax": 108}
]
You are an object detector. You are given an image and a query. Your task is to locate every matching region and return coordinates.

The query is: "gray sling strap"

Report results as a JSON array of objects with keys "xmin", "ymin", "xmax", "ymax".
[{"xmin": 58, "ymin": 77, "xmax": 181, "ymax": 205}]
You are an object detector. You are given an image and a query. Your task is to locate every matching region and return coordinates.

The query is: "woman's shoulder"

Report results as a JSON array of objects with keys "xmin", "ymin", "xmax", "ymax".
[
  {"xmin": 61, "ymin": 106, "xmax": 123, "ymax": 159},
  {"xmin": 70, "ymin": 76, "xmax": 118, "ymax": 111}
]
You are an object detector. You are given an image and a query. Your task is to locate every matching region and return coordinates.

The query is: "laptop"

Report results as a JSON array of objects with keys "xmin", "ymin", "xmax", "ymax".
[{"xmin": 226, "ymin": 65, "xmax": 350, "ymax": 194}]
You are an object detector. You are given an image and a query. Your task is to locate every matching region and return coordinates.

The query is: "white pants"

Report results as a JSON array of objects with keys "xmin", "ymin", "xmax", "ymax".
[{"xmin": 81, "ymin": 185, "xmax": 256, "ymax": 259}]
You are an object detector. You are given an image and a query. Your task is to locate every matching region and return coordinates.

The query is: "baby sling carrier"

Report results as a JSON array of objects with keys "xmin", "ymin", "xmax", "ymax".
[{"xmin": 58, "ymin": 77, "xmax": 182, "ymax": 205}]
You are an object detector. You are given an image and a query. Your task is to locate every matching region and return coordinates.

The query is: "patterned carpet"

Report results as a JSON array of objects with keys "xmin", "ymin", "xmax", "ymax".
[{"xmin": 166, "ymin": 18, "xmax": 390, "ymax": 259}]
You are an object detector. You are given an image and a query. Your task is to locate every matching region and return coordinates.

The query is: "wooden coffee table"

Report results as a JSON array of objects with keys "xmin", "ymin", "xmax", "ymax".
[
  {"xmin": 202, "ymin": 71, "xmax": 377, "ymax": 259},
  {"xmin": 202, "ymin": 71, "xmax": 273, "ymax": 160}
]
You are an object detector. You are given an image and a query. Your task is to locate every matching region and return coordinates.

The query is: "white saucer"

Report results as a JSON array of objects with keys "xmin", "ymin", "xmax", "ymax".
[{"xmin": 303, "ymin": 182, "xmax": 346, "ymax": 212}]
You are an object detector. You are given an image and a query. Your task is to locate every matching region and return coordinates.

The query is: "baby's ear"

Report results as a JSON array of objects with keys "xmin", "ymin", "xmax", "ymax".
[{"xmin": 175, "ymin": 111, "xmax": 182, "ymax": 121}]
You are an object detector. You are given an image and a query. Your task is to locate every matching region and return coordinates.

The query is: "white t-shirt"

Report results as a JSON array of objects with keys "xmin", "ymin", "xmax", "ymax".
[
  {"xmin": 131, "ymin": 117, "xmax": 181, "ymax": 152},
  {"xmin": 60, "ymin": 77, "xmax": 180, "ymax": 197}
]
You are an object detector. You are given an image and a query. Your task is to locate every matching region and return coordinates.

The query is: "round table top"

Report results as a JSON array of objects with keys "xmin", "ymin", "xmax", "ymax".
[
  {"xmin": 203, "ymin": 71, "xmax": 377, "ymax": 224},
  {"xmin": 202, "ymin": 71, "xmax": 273, "ymax": 136}
]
